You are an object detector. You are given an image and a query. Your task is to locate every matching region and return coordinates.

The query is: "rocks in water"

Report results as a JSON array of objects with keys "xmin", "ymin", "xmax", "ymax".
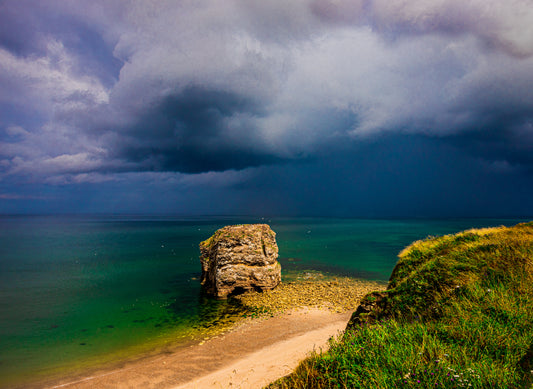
[
  {"xmin": 235, "ymin": 276, "xmax": 385, "ymax": 314},
  {"xmin": 199, "ymin": 224, "xmax": 281, "ymax": 298}
]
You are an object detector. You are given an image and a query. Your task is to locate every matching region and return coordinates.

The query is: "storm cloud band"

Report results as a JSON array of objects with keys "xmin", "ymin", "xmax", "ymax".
[{"xmin": 0, "ymin": 0, "xmax": 532, "ymax": 215}]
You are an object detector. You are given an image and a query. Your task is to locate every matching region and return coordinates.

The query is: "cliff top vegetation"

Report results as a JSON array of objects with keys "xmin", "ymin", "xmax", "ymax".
[{"xmin": 271, "ymin": 222, "xmax": 533, "ymax": 388}]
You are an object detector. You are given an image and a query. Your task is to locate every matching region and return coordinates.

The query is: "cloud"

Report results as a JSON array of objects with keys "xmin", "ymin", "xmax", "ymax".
[
  {"xmin": 368, "ymin": 0, "xmax": 533, "ymax": 58},
  {"xmin": 0, "ymin": 40, "xmax": 108, "ymax": 109},
  {"xmin": 0, "ymin": 0, "xmax": 532, "ymax": 186}
]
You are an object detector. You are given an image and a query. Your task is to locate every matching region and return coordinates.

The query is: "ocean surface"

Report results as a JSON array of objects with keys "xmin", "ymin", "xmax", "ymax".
[{"xmin": 0, "ymin": 215, "xmax": 529, "ymax": 387}]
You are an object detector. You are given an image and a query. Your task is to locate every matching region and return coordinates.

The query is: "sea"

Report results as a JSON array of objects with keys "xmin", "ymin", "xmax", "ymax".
[{"xmin": 0, "ymin": 215, "xmax": 529, "ymax": 387}]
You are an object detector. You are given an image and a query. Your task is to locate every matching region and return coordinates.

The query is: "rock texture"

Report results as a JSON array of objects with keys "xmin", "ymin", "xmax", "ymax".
[{"xmin": 199, "ymin": 224, "xmax": 281, "ymax": 298}]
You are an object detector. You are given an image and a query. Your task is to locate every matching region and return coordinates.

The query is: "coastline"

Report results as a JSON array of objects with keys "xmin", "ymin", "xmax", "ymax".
[
  {"xmin": 38, "ymin": 308, "xmax": 351, "ymax": 389},
  {"xmin": 17, "ymin": 276, "xmax": 384, "ymax": 389},
  {"xmin": 174, "ymin": 308, "xmax": 351, "ymax": 389},
  {"xmin": 3, "ymin": 216, "xmax": 521, "ymax": 389}
]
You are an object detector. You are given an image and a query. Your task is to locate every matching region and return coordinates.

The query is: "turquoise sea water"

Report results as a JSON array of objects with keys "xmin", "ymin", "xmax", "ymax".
[{"xmin": 0, "ymin": 215, "xmax": 528, "ymax": 387}]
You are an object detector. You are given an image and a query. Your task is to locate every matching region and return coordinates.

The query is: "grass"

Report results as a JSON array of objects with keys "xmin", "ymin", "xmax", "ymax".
[{"xmin": 268, "ymin": 222, "xmax": 533, "ymax": 388}]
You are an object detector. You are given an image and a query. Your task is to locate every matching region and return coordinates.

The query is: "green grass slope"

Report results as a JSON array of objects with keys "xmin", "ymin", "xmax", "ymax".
[{"xmin": 269, "ymin": 222, "xmax": 533, "ymax": 388}]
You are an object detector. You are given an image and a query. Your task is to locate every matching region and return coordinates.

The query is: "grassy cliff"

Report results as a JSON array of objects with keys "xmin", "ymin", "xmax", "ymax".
[{"xmin": 270, "ymin": 222, "xmax": 533, "ymax": 388}]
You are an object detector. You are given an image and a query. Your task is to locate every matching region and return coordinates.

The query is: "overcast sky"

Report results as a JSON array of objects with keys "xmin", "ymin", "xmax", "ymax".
[{"xmin": 1, "ymin": 0, "xmax": 532, "ymax": 217}]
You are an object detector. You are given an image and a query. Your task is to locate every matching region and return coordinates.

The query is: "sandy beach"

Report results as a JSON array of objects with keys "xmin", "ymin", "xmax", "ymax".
[{"xmin": 42, "ymin": 308, "xmax": 351, "ymax": 389}]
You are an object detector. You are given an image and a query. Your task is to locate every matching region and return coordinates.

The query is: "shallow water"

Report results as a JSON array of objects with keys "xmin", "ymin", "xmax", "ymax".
[{"xmin": 0, "ymin": 215, "xmax": 527, "ymax": 387}]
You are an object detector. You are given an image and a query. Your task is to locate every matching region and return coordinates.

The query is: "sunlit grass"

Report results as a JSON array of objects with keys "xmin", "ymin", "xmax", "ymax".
[{"xmin": 269, "ymin": 222, "xmax": 533, "ymax": 388}]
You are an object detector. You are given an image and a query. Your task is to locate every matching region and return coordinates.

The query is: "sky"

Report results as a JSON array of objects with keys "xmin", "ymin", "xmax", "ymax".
[{"xmin": 1, "ymin": 0, "xmax": 532, "ymax": 217}]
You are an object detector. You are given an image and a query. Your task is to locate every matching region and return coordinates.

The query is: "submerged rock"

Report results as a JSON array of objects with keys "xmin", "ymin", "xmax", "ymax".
[{"xmin": 199, "ymin": 224, "xmax": 281, "ymax": 298}]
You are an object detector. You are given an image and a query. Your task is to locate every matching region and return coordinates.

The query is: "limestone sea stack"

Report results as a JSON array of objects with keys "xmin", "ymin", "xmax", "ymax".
[{"xmin": 199, "ymin": 224, "xmax": 281, "ymax": 298}]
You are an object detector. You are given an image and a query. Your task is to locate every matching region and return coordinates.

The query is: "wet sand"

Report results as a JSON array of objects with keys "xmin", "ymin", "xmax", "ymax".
[{"xmin": 43, "ymin": 308, "xmax": 350, "ymax": 389}]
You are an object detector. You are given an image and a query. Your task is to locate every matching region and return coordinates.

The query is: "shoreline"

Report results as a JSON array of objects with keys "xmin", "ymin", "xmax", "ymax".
[
  {"xmin": 37, "ymin": 308, "xmax": 351, "ymax": 389},
  {"xmin": 14, "ymin": 276, "xmax": 384, "ymax": 389}
]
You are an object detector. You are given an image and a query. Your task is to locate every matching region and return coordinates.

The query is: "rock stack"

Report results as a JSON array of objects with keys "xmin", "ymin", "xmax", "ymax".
[{"xmin": 199, "ymin": 224, "xmax": 281, "ymax": 298}]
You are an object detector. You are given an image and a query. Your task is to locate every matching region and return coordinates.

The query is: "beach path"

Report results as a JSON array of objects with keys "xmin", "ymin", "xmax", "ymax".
[{"xmin": 48, "ymin": 308, "xmax": 350, "ymax": 389}]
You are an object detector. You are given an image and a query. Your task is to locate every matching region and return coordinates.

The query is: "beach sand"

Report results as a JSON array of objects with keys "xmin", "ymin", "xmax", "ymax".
[{"xmin": 44, "ymin": 308, "xmax": 351, "ymax": 389}]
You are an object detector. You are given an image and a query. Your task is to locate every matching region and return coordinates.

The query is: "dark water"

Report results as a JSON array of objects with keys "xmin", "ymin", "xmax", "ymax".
[{"xmin": 0, "ymin": 215, "xmax": 528, "ymax": 386}]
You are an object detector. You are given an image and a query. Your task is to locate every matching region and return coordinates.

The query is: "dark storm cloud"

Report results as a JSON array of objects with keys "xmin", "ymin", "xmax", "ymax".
[
  {"xmin": 111, "ymin": 86, "xmax": 281, "ymax": 173},
  {"xmin": 448, "ymin": 121, "xmax": 533, "ymax": 174},
  {"xmin": 1, "ymin": 0, "xmax": 532, "ymax": 189}
]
